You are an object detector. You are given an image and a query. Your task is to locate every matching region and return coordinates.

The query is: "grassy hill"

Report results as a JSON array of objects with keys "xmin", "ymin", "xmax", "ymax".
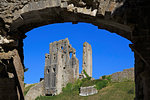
[{"xmin": 35, "ymin": 81, "xmax": 135, "ymax": 100}]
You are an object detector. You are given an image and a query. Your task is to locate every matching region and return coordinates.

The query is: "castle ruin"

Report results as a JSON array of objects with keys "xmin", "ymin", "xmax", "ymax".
[
  {"xmin": 44, "ymin": 38, "xmax": 92, "ymax": 96},
  {"xmin": 44, "ymin": 38, "xmax": 79, "ymax": 95}
]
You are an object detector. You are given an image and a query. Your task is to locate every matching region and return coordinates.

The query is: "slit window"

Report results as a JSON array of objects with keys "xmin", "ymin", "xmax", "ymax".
[
  {"xmin": 61, "ymin": 46, "xmax": 63, "ymax": 50},
  {"xmin": 47, "ymin": 69, "xmax": 50, "ymax": 74},
  {"xmin": 53, "ymin": 68, "xmax": 56, "ymax": 73}
]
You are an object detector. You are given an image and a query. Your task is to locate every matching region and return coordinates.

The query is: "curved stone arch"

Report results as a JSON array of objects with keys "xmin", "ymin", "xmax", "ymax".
[
  {"xmin": 10, "ymin": 7, "xmax": 131, "ymax": 40},
  {"xmin": 0, "ymin": 0, "xmax": 132, "ymax": 41}
]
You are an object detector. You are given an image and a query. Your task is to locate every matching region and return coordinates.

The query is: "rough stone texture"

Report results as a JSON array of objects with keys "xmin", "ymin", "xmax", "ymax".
[
  {"xmin": 82, "ymin": 42, "xmax": 92, "ymax": 77},
  {"xmin": 79, "ymin": 85, "xmax": 98, "ymax": 96},
  {"xmin": 25, "ymin": 80, "xmax": 44, "ymax": 100},
  {"xmin": 110, "ymin": 68, "xmax": 134, "ymax": 82},
  {"xmin": 0, "ymin": 0, "xmax": 149, "ymax": 100},
  {"xmin": 0, "ymin": 49, "xmax": 24, "ymax": 100},
  {"xmin": 13, "ymin": 49, "xmax": 24, "ymax": 99},
  {"xmin": 44, "ymin": 38, "xmax": 79, "ymax": 95}
]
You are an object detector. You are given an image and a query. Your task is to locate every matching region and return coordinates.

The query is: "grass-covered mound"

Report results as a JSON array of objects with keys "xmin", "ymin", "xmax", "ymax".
[
  {"xmin": 36, "ymin": 78, "xmax": 135, "ymax": 100},
  {"xmin": 97, "ymin": 82, "xmax": 135, "ymax": 100}
]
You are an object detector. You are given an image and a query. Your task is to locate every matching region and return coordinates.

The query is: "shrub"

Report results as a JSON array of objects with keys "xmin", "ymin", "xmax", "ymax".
[
  {"xmin": 102, "ymin": 75, "xmax": 106, "ymax": 79},
  {"xmin": 73, "ymin": 79, "xmax": 82, "ymax": 89},
  {"xmin": 62, "ymin": 83, "xmax": 73, "ymax": 93},
  {"xmin": 106, "ymin": 75, "xmax": 111, "ymax": 82},
  {"xmin": 81, "ymin": 79, "xmax": 95, "ymax": 87},
  {"xmin": 95, "ymin": 80, "xmax": 109, "ymax": 90},
  {"xmin": 24, "ymin": 83, "xmax": 26, "ymax": 87},
  {"xmin": 62, "ymin": 80, "xmax": 82, "ymax": 95},
  {"xmin": 101, "ymin": 75, "xmax": 111, "ymax": 83}
]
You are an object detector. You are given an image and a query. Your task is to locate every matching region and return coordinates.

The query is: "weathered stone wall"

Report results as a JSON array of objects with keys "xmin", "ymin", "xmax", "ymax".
[
  {"xmin": 111, "ymin": 68, "xmax": 134, "ymax": 82},
  {"xmin": 82, "ymin": 42, "xmax": 92, "ymax": 77},
  {"xmin": 0, "ymin": 0, "xmax": 124, "ymax": 26},
  {"xmin": 0, "ymin": 0, "xmax": 133, "ymax": 40},
  {"xmin": 25, "ymin": 80, "xmax": 44, "ymax": 100},
  {"xmin": 70, "ymin": 53, "xmax": 79, "ymax": 79}
]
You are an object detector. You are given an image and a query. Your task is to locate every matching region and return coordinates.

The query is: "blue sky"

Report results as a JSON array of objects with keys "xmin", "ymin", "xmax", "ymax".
[{"xmin": 23, "ymin": 22, "xmax": 134, "ymax": 84}]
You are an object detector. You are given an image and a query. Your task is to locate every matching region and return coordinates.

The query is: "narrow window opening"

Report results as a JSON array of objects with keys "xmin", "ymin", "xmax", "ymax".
[
  {"xmin": 53, "ymin": 68, "xmax": 56, "ymax": 72},
  {"xmin": 69, "ymin": 52, "xmax": 72, "ymax": 58},
  {"xmin": 61, "ymin": 46, "xmax": 63, "ymax": 50},
  {"xmin": 47, "ymin": 69, "xmax": 50, "ymax": 74}
]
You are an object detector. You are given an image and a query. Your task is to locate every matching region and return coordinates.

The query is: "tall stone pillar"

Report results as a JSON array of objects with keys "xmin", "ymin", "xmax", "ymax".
[{"xmin": 82, "ymin": 42, "xmax": 92, "ymax": 77}]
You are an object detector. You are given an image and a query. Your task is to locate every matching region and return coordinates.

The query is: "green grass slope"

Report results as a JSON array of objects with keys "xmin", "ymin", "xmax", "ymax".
[
  {"xmin": 36, "ymin": 81, "xmax": 135, "ymax": 100},
  {"xmin": 24, "ymin": 83, "xmax": 37, "ymax": 96}
]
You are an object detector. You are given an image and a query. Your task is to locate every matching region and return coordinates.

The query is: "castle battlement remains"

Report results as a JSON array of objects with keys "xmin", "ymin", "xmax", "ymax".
[
  {"xmin": 44, "ymin": 38, "xmax": 92, "ymax": 96},
  {"xmin": 44, "ymin": 38, "xmax": 79, "ymax": 95}
]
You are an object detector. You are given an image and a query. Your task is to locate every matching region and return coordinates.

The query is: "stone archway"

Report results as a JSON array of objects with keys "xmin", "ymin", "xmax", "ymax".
[{"xmin": 0, "ymin": 0, "xmax": 149, "ymax": 100}]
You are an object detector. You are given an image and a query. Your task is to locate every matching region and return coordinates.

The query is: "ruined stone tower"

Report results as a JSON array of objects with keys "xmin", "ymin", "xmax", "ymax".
[
  {"xmin": 82, "ymin": 42, "xmax": 92, "ymax": 77},
  {"xmin": 44, "ymin": 38, "xmax": 79, "ymax": 95}
]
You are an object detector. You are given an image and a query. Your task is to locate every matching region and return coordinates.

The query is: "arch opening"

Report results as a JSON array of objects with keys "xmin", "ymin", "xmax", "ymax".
[{"xmin": 23, "ymin": 22, "xmax": 135, "ymax": 99}]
